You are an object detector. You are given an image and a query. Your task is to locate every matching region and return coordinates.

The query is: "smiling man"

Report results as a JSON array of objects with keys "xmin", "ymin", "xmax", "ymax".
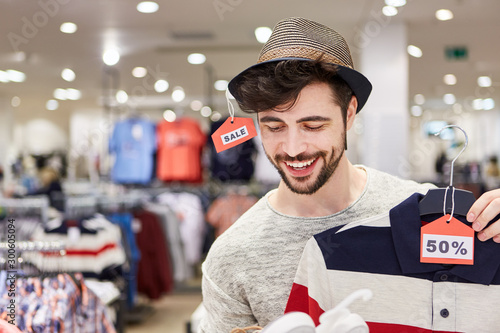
[{"xmin": 199, "ymin": 17, "xmax": 500, "ymax": 332}]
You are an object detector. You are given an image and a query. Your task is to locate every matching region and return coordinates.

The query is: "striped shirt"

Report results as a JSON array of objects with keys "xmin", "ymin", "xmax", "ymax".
[{"xmin": 285, "ymin": 193, "xmax": 500, "ymax": 332}]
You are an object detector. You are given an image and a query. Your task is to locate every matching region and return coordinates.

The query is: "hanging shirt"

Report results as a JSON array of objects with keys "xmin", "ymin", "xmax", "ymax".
[
  {"xmin": 109, "ymin": 118, "xmax": 157, "ymax": 184},
  {"xmin": 285, "ymin": 193, "xmax": 500, "ymax": 332},
  {"xmin": 209, "ymin": 119, "xmax": 256, "ymax": 181},
  {"xmin": 206, "ymin": 193, "xmax": 258, "ymax": 237},
  {"xmin": 156, "ymin": 118, "xmax": 206, "ymax": 182}
]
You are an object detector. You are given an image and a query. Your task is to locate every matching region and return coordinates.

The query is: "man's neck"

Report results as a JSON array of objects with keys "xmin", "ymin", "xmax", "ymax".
[{"xmin": 269, "ymin": 161, "xmax": 367, "ymax": 217}]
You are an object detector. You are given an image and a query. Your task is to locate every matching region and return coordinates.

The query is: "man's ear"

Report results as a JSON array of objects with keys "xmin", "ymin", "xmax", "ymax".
[{"xmin": 346, "ymin": 95, "xmax": 358, "ymax": 131}]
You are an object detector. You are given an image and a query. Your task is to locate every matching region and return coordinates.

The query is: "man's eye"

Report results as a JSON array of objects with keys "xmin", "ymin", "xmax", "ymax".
[
  {"xmin": 305, "ymin": 125, "xmax": 324, "ymax": 131},
  {"xmin": 268, "ymin": 126, "xmax": 284, "ymax": 132}
]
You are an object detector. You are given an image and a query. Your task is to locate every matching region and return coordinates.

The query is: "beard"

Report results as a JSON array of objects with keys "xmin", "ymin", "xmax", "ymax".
[{"xmin": 266, "ymin": 134, "xmax": 345, "ymax": 195}]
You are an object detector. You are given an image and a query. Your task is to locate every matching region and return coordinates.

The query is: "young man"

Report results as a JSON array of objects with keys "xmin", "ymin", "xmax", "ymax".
[{"xmin": 199, "ymin": 17, "xmax": 500, "ymax": 332}]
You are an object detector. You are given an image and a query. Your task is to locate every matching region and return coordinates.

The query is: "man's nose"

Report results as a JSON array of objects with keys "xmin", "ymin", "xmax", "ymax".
[{"xmin": 281, "ymin": 129, "xmax": 307, "ymax": 157}]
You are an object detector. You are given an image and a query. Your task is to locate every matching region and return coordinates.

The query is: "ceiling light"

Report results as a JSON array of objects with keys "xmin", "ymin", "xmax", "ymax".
[
  {"xmin": 102, "ymin": 49, "xmax": 120, "ymax": 66},
  {"xmin": 172, "ymin": 86, "xmax": 185, "ymax": 102},
  {"xmin": 385, "ymin": 0, "xmax": 406, "ymax": 7},
  {"xmin": 0, "ymin": 70, "xmax": 8, "ymax": 83},
  {"xmin": 443, "ymin": 74, "xmax": 457, "ymax": 85},
  {"xmin": 154, "ymin": 79, "xmax": 169, "ymax": 93},
  {"xmin": 254, "ymin": 27, "xmax": 272, "ymax": 43},
  {"xmin": 477, "ymin": 76, "xmax": 492, "ymax": 87},
  {"xmin": 46, "ymin": 99, "xmax": 59, "ymax": 111},
  {"xmin": 210, "ymin": 111, "xmax": 222, "ymax": 122},
  {"xmin": 11, "ymin": 96, "xmax": 21, "ymax": 107},
  {"xmin": 214, "ymin": 80, "xmax": 228, "ymax": 91},
  {"xmin": 190, "ymin": 100, "xmax": 203, "ymax": 111},
  {"xmin": 60, "ymin": 22, "xmax": 77, "ymax": 34},
  {"xmin": 53, "ymin": 88, "xmax": 67, "ymax": 100},
  {"xmin": 410, "ymin": 105, "xmax": 423, "ymax": 117},
  {"xmin": 407, "ymin": 45, "xmax": 422, "ymax": 58},
  {"xmin": 187, "ymin": 53, "xmax": 206, "ymax": 65},
  {"xmin": 473, "ymin": 99, "xmax": 483, "ymax": 110},
  {"xmin": 443, "ymin": 93, "xmax": 456, "ymax": 105},
  {"xmin": 163, "ymin": 110, "xmax": 176, "ymax": 122},
  {"xmin": 137, "ymin": 1, "xmax": 159, "ymax": 13},
  {"xmin": 414, "ymin": 94, "xmax": 425, "ymax": 105},
  {"xmin": 436, "ymin": 9, "xmax": 453, "ymax": 21},
  {"xmin": 66, "ymin": 88, "xmax": 81, "ymax": 100},
  {"xmin": 61, "ymin": 68, "xmax": 76, "ymax": 82},
  {"xmin": 132, "ymin": 67, "xmax": 147, "ymax": 78},
  {"xmin": 483, "ymin": 98, "xmax": 495, "ymax": 110},
  {"xmin": 200, "ymin": 106, "xmax": 212, "ymax": 117},
  {"xmin": 7, "ymin": 69, "xmax": 26, "ymax": 82},
  {"xmin": 116, "ymin": 90, "xmax": 129, "ymax": 104},
  {"xmin": 382, "ymin": 6, "xmax": 398, "ymax": 17}
]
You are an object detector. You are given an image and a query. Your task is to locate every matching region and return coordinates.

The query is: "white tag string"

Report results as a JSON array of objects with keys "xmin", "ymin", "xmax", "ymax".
[
  {"xmin": 226, "ymin": 88, "xmax": 235, "ymax": 123},
  {"xmin": 443, "ymin": 186, "xmax": 456, "ymax": 222}
]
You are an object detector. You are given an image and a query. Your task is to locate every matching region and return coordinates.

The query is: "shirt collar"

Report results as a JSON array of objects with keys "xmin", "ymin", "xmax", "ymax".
[{"xmin": 390, "ymin": 192, "xmax": 500, "ymax": 285}]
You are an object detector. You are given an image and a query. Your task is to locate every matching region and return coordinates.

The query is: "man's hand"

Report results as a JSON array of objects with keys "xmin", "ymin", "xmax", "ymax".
[{"xmin": 467, "ymin": 189, "xmax": 500, "ymax": 242}]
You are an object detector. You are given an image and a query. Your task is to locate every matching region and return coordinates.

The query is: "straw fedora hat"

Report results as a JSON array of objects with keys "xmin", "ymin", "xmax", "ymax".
[{"xmin": 228, "ymin": 17, "xmax": 372, "ymax": 113}]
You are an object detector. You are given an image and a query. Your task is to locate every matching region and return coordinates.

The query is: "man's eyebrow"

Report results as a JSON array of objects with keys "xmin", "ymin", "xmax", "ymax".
[
  {"xmin": 259, "ymin": 116, "xmax": 283, "ymax": 123},
  {"xmin": 297, "ymin": 116, "xmax": 331, "ymax": 123}
]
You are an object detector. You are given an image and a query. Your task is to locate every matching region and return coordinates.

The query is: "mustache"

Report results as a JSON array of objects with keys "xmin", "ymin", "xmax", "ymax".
[{"xmin": 274, "ymin": 151, "xmax": 326, "ymax": 163}]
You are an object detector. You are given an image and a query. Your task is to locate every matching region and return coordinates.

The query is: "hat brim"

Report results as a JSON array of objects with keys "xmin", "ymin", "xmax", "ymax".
[{"xmin": 228, "ymin": 57, "xmax": 372, "ymax": 113}]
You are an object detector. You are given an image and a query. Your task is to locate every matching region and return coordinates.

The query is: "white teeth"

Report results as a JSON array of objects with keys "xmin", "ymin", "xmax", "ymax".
[{"xmin": 285, "ymin": 159, "xmax": 315, "ymax": 168}]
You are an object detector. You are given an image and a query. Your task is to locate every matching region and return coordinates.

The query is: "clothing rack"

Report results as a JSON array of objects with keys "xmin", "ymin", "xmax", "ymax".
[
  {"xmin": 0, "ymin": 196, "xmax": 49, "ymax": 225},
  {"xmin": 64, "ymin": 195, "xmax": 97, "ymax": 219}
]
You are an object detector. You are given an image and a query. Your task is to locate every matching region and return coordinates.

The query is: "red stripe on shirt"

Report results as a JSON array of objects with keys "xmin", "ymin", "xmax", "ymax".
[
  {"xmin": 41, "ymin": 243, "xmax": 118, "ymax": 256},
  {"xmin": 284, "ymin": 283, "xmax": 324, "ymax": 326}
]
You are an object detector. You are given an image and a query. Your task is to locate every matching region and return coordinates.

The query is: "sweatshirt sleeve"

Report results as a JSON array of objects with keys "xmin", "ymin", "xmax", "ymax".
[{"xmin": 199, "ymin": 261, "xmax": 257, "ymax": 332}]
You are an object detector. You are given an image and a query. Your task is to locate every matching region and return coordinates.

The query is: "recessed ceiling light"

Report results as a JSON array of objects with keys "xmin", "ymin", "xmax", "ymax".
[
  {"xmin": 102, "ymin": 49, "xmax": 120, "ymax": 66},
  {"xmin": 443, "ymin": 74, "xmax": 457, "ymax": 85},
  {"xmin": 407, "ymin": 45, "xmax": 422, "ymax": 58},
  {"xmin": 154, "ymin": 79, "xmax": 169, "ymax": 93},
  {"xmin": 214, "ymin": 80, "xmax": 228, "ymax": 91},
  {"xmin": 410, "ymin": 105, "xmax": 423, "ymax": 117},
  {"xmin": 172, "ymin": 86, "xmax": 185, "ymax": 102},
  {"xmin": 200, "ymin": 106, "xmax": 212, "ymax": 117},
  {"xmin": 0, "ymin": 70, "xmax": 9, "ymax": 83},
  {"xmin": 443, "ymin": 93, "xmax": 456, "ymax": 105},
  {"xmin": 137, "ymin": 1, "xmax": 159, "ymax": 13},
  {"xmin": 436, "ymin": 9, "xmax": 453, "ymax": 21},
  {"xmin": 477, "ymin": 76, "xmax": 492, "ymax": 87},
  {"xmin": 483, "ymin": 98, "xmax": 495, "ymax": 110},
  {"xmin": 163, "ymin": 110, "xmax": 176, "ymax": 122},
  {"xmin": 11, "ymin": 96, "xmax": 21, "ymax": 107},
  {"xmin": 116, "ymin": 90, "xmax": 129, "ymax": 104},
  {"xmin": 54, "ymin": 88, "xmax": 67, "ymax": 100},
  {"xmin": 187, "ymin": 53, "xmax": 206, "ymax": 65},
  {"xmin": 7, "ymin": 69, "xmax": 26, "ymax": 82},
  {"xmin": 254, "ymin": 27, "xmax": 272, "ymax": 43},
  {"xmin": 132, "ymin": 67, "xmax": 147, "ymax": 78},
  {"xmin": 61, "ymin": 68, "xmax": 76, "ymax": 82},
  {"xmin": 190, "ymin": 100, "xmax": 203, "ymax": 111},
  {"xmin": 382, "ymin": 6, "xmax": 398, "ymax": 17},
  {"xmin": 211, "ymin": 111, "xmax": 222, "ymax": 122},
  {"xmin": 473, "ymin": 99, "xmax": 483, "ymax": 110},
  {"xmin": 46, "ymin": 99, "xmax": 59, "ymax": 111},
  {"xmin": 414, "ymin": 94, "xmax": 425, "ymax": 105},
  {"xmin": 385, "ymin": 0, "xmax": 406, "ymax": 7},
  {"xmin": 66, "ymin": 88, "xmax": 81, "ymax": 100},
  {"xmin": 60, "ymin": 22, "xmax": 77, "ymax": 34}
]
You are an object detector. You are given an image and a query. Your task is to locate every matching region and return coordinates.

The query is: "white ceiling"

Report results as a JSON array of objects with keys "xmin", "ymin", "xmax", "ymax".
[{"xmin": 1, "ymin": 0, "xmax": 500, "ymax": 124}]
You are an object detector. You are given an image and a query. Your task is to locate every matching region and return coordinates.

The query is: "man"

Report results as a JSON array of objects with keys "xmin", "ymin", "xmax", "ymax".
[{"xmin": 199, "ymin": 17, "xmax": 500, "ymax": 332}]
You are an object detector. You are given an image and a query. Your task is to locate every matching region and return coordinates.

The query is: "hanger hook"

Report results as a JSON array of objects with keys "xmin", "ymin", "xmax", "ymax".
[{"xmin": 434, "ymin": 124, "xmax": 468, "ymax": 187}]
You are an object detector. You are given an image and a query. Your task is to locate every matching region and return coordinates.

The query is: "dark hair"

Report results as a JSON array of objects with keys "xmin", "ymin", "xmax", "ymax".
[{"xmin": 232, "ymin": 58, "xmax": 354, "ymax": 123}]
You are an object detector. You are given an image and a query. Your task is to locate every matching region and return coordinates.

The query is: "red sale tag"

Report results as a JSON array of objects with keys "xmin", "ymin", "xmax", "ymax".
[
  {"xmin": 420, "ymin": 215, "xmax": 474, "ymax": 265},
  {"xmin": 211, "ymin": 117, "xmax": 257, "ymax": 153}
]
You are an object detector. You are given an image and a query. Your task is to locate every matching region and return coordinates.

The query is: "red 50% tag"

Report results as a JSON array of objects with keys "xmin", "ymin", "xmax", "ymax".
[{"xmin": 420, "ymin": 215, "xmax": 474, "ymax": 265}]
